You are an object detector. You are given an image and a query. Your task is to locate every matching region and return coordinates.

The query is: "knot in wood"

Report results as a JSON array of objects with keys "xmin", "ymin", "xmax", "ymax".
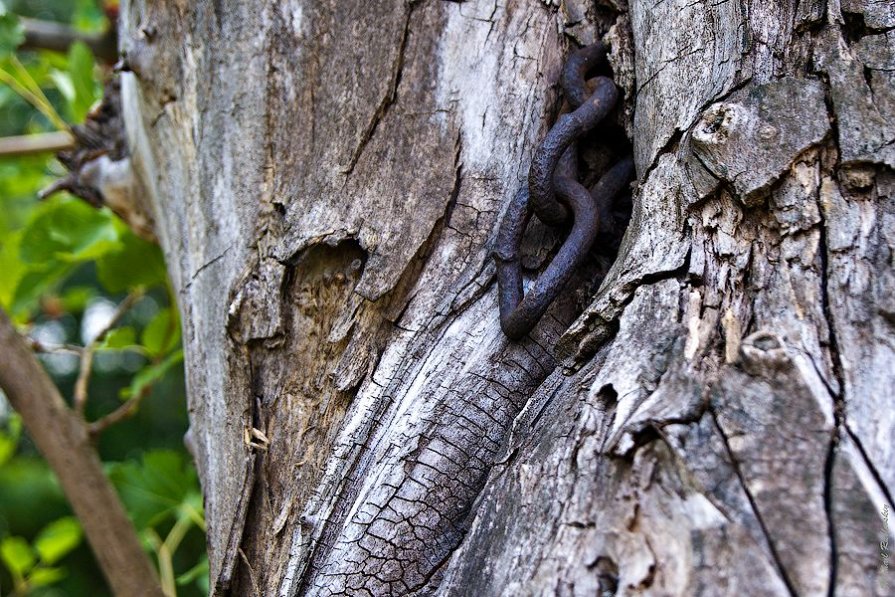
[{"xmin": 739, "ymin": 330, "xmax": 792, "ymax": 375}]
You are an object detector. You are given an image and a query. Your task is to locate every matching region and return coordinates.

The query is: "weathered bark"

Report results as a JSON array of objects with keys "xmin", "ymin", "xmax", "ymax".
[{"xmin": 118, "ymin": 0, "xmax": 893, "ymax": 595}]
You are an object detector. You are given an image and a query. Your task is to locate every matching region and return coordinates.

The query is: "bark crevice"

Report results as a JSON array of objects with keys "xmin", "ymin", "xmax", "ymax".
[
  {"xmin": 710, "ymin": 407, "xmax": 800, "ymax": 597},
  {"xmin": 116, "ymin": 0, "xmax": 895, "ymax": 594}
]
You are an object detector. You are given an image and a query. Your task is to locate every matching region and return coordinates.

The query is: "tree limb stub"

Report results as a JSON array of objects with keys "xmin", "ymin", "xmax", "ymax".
[{"xmin": 0, "ymin": 131, "xmax": 74, "ymax": 157}]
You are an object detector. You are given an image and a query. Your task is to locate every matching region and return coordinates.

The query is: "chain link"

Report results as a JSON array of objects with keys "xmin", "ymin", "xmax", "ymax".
[{"xmin": 495, "ymin": 42, "xmax": 635, "ymax": 340}]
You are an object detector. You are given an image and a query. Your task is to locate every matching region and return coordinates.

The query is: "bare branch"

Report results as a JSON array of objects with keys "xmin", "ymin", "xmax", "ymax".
[
  {"xmin": 74, "ymin": 290, "xmax": 143, "ymax": 415},
  {"xmin": 87, "ymin": 384, "xmax": 152, "ymax": 437},
  {"xmin": 19, "ymin": 17, "xmax": 118, "ymax": 63},
  {"xmin": 0, "ymin": 308, "xmax": 164, "ymax": 597},
  {"xmin": 0, "ymin": 131, "xmax": 75, "ymax": 157},
  {"xmin": 73, "ymin": 348, "xmax": 97, "ymax": 416},
  {"xmin": 29, "ymin": 337, "xmax": 84, "ymax": 356}
]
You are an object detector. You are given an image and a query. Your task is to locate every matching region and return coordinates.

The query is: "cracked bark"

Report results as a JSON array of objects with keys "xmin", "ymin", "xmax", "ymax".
[{"xmin": 118, "ymin": 0, "xmax": 893, "ymax": 595}]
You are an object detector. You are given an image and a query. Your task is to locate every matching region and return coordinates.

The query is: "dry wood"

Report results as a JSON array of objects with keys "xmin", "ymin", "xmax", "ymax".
[
  {"xmin": 117, "ymin": 0, "xmax": 894, "ymax": 594},
  {"xmin": 0, "ymin": 131, "xmax": 74, "ymax": 157}
]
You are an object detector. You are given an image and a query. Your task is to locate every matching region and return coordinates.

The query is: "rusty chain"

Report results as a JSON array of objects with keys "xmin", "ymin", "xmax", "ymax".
[{"xmin": 494, "ymin": 42, "xmax": 635, "ymax": 340}]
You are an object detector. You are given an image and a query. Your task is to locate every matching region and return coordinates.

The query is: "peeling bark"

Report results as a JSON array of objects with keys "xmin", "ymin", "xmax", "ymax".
[{"xmin": 118, "ymin": 0, "xmax": 893, "ymax": 595}]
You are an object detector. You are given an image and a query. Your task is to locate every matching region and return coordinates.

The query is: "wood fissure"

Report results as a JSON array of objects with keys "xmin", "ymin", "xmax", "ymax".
[{"xmin": 118, "ymin": 0, "xmax": 894, "ymax": 594}]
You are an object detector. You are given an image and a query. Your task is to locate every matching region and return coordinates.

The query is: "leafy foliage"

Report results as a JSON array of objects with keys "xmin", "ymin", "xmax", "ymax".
[
  {"xmin": 0, "ymin": 4, "xmax": 24, "ymax": 57},
  {"xmin": 62, "ymin": 42, "xmax": 97, "ymax": 121},
  {"xmin": 110, "ymin": 450, "xmax": 203, "ymax": 530},
  {"xmin": 110, "ymin": 450, "xmax": 208, "ymax": 595},
  {"xmin": 96, "ymin": 230, "xmax": 167, "ymax": 293},
  {"xmin": 124, "ymin": 349, "xmax": 184, "ymax": 399},
  {"xmin": 33, "ymin": 517, "xmax": 83, "ymax": 565},
  {"xmin": 0, "ymin": 2, "xmax": 206, "ymax": 595},
  {"xmin": 0, "ymin": 415, "xmax": 21, "ymax": 467},
  {"xmin": 6, "ymin": 195, "xmax": 167, "ymax": 318},
  {"xmin": 1, "ymin": 517, "xmax": 82, "ymax": 595}
]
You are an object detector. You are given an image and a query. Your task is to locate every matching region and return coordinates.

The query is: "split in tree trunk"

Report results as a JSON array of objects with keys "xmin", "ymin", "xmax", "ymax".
[{"xmin": 115, "ymin": 0, "xmax": 895, "ymax": 594}]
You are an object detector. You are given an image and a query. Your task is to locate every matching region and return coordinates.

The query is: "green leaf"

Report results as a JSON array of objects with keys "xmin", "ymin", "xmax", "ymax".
[
  {"xmin": 10, "ymin": 261, "xmax": 74, "ymax": 317},
  {"xmin": 96, "ymin": 229, "xmax": 166, "ymax": 293},
  {"xmin": 180, "ymin": 490, "xmax": 205, "ymax": 526},
  {"xmin": 0, "ymin": 229, "xmax": 26, "ymax": 310},
  {"xmin": 72, "ymin": 0, "xmax": 106, "ymax": 32},
  {"xmin": 109, "ymin": 449, "xmax": 200, "ymax": 529},
  {"xmin": 12, "ymin": 197, "xmax": 117, "ymax": 316},
  {"xmin": 27, "ymin": 565, "xmax": 67, "ymax": 587},
  {"xmin": 141, "ymin": 308, "xmax": 180, "ymax": 358},
  {"xmin": 99, "ymin": 326, "xmax": 138, "ymax": 351},
  {"xmin": 59, "ymin": 285, "xmax": 96, "ymax": 313},
  {"xmin": 0, "ymin": 414, "xmax": 22, "ymax": 467},
  {"xmin": 121, "ymin": 349, "xmax": 183, "ymax": 399},
  {"xmin": 0, "ymin": 3, "xmax": 23, "ymax": 57},
  {"xmin": 66, "ymin": 42, "xmax": 99, "ymax": 121},
  {"xmin": 0, "ymin": 159, "xmax": 46, "ymax": 223},
  {"xmin": 34, "ymin": 517, "xmax": 82, "ymax": 565},
  {"xmin": 48, "ymin": 69, "xmax": 76, "ymax": 104},
  {"xmin": 1, "ymin": 536, "xmax": 35, "ymax": 577},
  {"xmin": 19, "ymin": 197, "xmax": 121, "ymax": 265}
]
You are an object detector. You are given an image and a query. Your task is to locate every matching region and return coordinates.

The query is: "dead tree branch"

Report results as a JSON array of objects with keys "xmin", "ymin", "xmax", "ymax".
[
  {"xmin": 0, "ymin": 131, "xmax": 74, "ymax": 157},
  {"xmin": 19, "ymin": 17, "xmax": 117, "ymax": 63}
]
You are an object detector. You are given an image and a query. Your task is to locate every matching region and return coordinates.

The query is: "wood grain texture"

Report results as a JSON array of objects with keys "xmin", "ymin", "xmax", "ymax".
[{"xmin": 118, "ymin": 0, "xmax": 894, "ymax": 594}]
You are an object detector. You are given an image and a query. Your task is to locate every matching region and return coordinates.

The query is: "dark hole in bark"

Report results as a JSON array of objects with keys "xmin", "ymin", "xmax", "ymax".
[
  {"xmin": 576, "ymin": 53, "xmax": 635, "ymax": 296},
  {"xmin": 841, "ymin": 12, "xmax": 868, "ymax": 43},
  {"xmin": 596, "ymin": 383, "xmax": 618, "ymax": 408},
  {"xmin": 516, "ymin": 48, "xmax": 635, "ymax": 321},
  {"xmin": 862, "ymin": 65, "xmax": 874, "ymax": 90},
  {"xmin": 635, "ymin": 563, "xmax": 656, "ymax": 589},
  {"xmin": 590, "ymin": 555, "xmax": 620, "ymax": 596},
  {"xmin": 623, "ymin": 425, "xmax": 662, "ymax": 460},
  {"xmin": 749, "ymin": 331, "xmax": 782, "ymax": 351},
  {"xmin": 287, "ymin": 238, "xmax": 367, "ymax": 277},
  {"xmin": 273, "ymin": 201, "xmax": 287, "ymax": 217}
]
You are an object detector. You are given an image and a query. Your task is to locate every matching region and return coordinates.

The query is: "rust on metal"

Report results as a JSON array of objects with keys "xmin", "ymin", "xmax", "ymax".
[{"xmin": 495, "ymin": 42, "xmax": 635, "ymax": 341}]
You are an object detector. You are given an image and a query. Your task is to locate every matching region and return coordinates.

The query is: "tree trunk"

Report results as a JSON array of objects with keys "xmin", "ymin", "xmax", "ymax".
[{"xmin": 117, "ymin": 0, "xmax": 893, "ymax": 594}]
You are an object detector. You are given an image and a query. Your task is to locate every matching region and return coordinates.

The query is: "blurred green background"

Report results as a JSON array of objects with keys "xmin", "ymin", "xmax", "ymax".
[{"xmin": 0, "ymin": 1, "xmax": 207, "ymax": 595}]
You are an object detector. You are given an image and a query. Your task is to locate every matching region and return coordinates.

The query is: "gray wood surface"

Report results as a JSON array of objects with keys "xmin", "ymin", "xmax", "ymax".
[{"xmin": 118, "ymin": 0, "xmax": 894, "ymax": 594}]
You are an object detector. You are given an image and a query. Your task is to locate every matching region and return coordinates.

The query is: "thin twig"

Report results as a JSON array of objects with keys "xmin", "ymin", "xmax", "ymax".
[
  {"xmin": 74, "ymin": 290, "xmax": 143, "ymax": 415},
  {"xmin": 87, "ymin": 384, "xmax": 152, "ymax": 437},
  {"xmin": 183, "ymin": 501, "xmax": 207, "ymax": 533},
  {"xmin": 0, "ymin": 131, "xmax": 75, "ymax": 157},
  {"xmin": 96, "ymin": 291, "xmax": 145, "ymax": 342},
  {"xmin": 145, "ymin": 529, "xmax": 174, "ymax": 597},
  {"xmin": 72, "ymin": 351, "xmax": 95, "ymax": 415},
  {"xmin": 150, "ymin": 514, "xmax": 192, "ymax": 597},
  {"xmin": 29, "ymin": 337, "xmax": 84, "ymax": 355}
]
